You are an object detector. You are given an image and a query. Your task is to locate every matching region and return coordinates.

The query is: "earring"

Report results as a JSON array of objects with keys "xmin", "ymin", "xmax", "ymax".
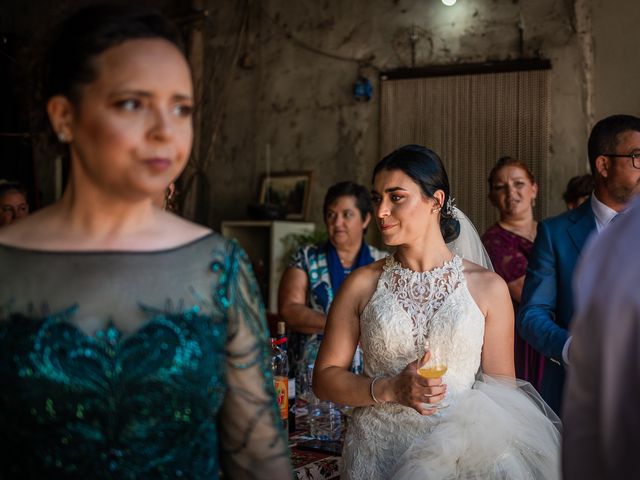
[
  {"xmin": 432, "ymin": 206, "xmax": 441, "ymax": 213},
  {"xmin": 531, "ymin": 198, "xmax": 537, "ymax": 207},
  {"xmin": 57, "ymin": 132, "xmax": 67, "ymax": 143}
]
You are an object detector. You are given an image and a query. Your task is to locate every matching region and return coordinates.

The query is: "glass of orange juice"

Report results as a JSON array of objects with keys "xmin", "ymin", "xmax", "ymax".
[{"xmin": 417, "ymin": 341, "xmax": 449, "ymax": 409}]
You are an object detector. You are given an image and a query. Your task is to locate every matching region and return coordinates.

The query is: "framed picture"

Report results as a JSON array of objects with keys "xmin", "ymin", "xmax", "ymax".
[{"xmin": 259, "ymin": 171, "xmax": 312, "ymax": 220}]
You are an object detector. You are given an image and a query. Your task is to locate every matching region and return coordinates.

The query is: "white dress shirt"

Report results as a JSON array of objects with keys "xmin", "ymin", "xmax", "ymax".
[{"xmin": 590, "ymin": 192, "xmax": 619, "ymax": 232}]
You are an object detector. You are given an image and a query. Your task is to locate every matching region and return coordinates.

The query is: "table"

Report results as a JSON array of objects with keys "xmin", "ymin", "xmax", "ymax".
[
  {"xmin": 291, "ymin": 448, "xmax": 340, "ymax": 480},
  {"xmin": 289, "ymin": 404, "xmax": 342, "ymax": 480}
]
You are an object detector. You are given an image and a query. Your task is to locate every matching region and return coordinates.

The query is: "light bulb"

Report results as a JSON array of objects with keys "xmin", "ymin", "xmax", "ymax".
[{"xmin": 442, "ymin": 0, "xmax": 457, "ymax": 6}]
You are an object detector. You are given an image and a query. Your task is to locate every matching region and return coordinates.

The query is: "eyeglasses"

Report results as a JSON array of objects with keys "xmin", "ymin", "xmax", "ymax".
[{"xmin": 603, "ymin": 153, "xmax": 640, "ymax": 169}]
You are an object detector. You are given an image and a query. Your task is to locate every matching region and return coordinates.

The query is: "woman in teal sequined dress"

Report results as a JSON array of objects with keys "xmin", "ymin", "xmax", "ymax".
[{"xmin": 0, "ymin": 6, "xmax": 292, "ymax": 479}]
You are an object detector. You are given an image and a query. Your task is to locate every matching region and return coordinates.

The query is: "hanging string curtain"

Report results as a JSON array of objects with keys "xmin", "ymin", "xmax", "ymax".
[{"xmin": 380, "ymin": 65, "xmax": 550, "ymax": 234}]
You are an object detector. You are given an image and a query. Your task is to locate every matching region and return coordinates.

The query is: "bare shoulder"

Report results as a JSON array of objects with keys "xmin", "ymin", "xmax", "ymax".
[
  {"xmin": 335, "ymin": 257, "xmax": 386, "ymax": 314},
  {"xmin": 462, "ymin": 259, "xmax": 509, "ymax": 314},
  {"xmin": 0, "ymin": 207, "xmax": 57, "ymax": 248},
  {"xmin": 156, "ymin": 210, "xmax": 212, "ymax": 239},
  {"xmin": 0, "ymin": 207, "xmax": 213, "ymax": 251}
]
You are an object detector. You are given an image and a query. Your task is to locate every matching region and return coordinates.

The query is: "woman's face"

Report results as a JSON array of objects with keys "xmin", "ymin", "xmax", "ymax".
[
  {"xmin": 58, "ymin": 38, "xmax": 193, "ymax": 201},
  {"xmin": 371, "ymin": 169, "xmax": 438, "ymax": 246},
  {"xmin": 489, "ymin": 165, "xmax": 538, "ymax": 217},
  {"xmin": 325, "ymin": 195, "xmax": 370, "ymax": 249},
  {"xmin": 0, "ymin": 190, "xmax": 29, "ymax": 226}
]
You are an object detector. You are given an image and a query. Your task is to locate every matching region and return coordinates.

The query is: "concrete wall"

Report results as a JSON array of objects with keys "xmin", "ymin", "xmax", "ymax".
[
  {"xmin": 198, "ymin": 0, "xmax": 591, "ymax": 230},
  {"xmin": 2, "ymin": 0, "xmax": 618, "ymax": 226},
  {"xmin": 592, "ymin": 0, "xmax": 640, "ymax": 125}
]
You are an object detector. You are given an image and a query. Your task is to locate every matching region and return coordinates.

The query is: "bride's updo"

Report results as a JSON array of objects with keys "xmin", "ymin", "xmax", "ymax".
[{"xmin": 372, "ymin": 144, "xmax": 460, "ymax": 243}]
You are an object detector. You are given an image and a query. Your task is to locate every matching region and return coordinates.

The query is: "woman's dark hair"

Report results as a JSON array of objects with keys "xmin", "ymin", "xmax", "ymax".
[
  {"xmin": 487, "ymin": 156, "xmax": 536, "ymax": 188},
  {"xmin": 323, "ymin": 181, "xmax": 373, "ymax": 222},
  {"xmin": 562, "ymin": 174, "xmax": 594, "ymax": 204},
  {"xmin": 0, "ymin": 181, "xmax": 28, "ymax": 199},
  {"xmin": 372, "ymin": 144, "xmax": 460, "ymax": 243},
  {"xmin": 43, "ymin": 4, "xmax": 185, "ymax": 104}
]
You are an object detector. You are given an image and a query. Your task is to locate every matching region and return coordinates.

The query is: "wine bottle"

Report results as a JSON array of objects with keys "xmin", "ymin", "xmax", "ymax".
[{"xmin": 271, "ymin": 333, "xmax": 289, "ymax": 431}]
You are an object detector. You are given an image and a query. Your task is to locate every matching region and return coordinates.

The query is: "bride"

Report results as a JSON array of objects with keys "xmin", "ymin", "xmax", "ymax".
[{"xmin": 313, "ymin": 145, "xmax": 560, "ymax": 479}]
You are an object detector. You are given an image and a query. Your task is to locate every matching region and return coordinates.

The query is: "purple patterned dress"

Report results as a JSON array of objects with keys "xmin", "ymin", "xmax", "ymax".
[{"xmin": 482, "ymin": 223, "xmax": 544, "ymax": 389}]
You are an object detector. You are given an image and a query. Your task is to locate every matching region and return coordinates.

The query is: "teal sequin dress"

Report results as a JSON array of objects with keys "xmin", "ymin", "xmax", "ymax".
[{"xmin": 0, "ymin": 233, "xmax": 292, "ymax": 479}]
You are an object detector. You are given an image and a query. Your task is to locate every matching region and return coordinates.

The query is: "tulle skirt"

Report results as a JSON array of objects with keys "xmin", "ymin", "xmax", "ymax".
[{"xmin": 342, "ymin": 375, "xmax": 561, "ymax": 480}]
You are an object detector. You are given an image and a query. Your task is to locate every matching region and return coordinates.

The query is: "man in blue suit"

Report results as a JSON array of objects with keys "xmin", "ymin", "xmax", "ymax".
[{"xmin": 518, "ymin": 114, "xmax": 640, "ymax": 414}]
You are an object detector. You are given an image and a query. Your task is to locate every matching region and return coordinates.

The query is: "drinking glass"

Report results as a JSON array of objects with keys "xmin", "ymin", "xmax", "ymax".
[{"xmin": 417, "ymin": 340, "xmax": 449, "ymax": 409}]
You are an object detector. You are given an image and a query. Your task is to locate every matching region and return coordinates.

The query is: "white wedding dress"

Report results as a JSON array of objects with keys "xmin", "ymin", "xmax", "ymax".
[{"xmin": 342, "ymin": 255, "xmax": 561, "ymax": 480}]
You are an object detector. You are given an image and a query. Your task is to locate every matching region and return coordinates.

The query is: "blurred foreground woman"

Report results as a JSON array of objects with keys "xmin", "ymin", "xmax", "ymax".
[{"xmin": 0, "ymin": 6, "xmax": 291, "ymax": 479}]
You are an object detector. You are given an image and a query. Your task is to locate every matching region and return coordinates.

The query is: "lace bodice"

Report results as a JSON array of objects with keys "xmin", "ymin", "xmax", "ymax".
[
  {"xmin": 344, "ymin": 255, "xmax": 561, "ymax": 480},
  {"xmin": 360, "ymin": 255, "xmax": 486, "ymax": 395}
]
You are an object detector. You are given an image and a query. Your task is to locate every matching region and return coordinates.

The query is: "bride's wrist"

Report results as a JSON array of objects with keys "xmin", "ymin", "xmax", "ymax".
[{"xmin": 370, "ymin": 376, "xmax": 395, "ymax": 404}]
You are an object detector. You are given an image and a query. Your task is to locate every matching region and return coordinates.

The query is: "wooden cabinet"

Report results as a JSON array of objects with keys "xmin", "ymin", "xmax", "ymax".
[{"xmin": 221, "ymin": 220, "xmax": 315, "ymax": 313}]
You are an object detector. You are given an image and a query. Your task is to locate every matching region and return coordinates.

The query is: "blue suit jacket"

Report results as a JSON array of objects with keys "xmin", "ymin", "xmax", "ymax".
[{"xmin": 517, "ymin": 199, "xmax": 596, "ymax": 414}]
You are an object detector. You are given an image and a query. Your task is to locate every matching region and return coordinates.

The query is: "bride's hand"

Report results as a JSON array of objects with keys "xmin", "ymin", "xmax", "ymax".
[{"xmin": 390, "ymin": 351, "xmax": 447, "ymax": 415}]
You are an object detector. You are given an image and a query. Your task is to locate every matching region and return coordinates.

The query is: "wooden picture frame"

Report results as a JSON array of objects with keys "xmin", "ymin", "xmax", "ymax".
[{"xmin": 259, "ymin": 171, "xmax": 312, "ymax": 220}]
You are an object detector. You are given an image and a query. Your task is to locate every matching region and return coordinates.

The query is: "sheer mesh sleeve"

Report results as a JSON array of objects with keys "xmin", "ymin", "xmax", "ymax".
[
  {"xmin": 216, "ymin": 241, "xmax": 293, "ymax": 479},
  {"xmin": 489, "ymin": 247, "xmax": 528, "ymax": 283},
  {"xmin": 482, "ymin": 227, "xmax": 528, "ymax": 283}
]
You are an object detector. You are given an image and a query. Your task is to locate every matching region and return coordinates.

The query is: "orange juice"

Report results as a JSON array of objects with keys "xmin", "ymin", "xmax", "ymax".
[{"xmin": 417, "ymin": 365, "xmax": 448, "ymax": 379}]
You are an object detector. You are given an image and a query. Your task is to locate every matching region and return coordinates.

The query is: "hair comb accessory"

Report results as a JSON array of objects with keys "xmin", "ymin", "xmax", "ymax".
[{"xmin": 445, "ymin": 196, "xmax": 456, "ymax": 215}]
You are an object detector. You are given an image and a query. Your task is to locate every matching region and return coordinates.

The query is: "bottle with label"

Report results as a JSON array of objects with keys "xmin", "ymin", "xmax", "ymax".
[
  {"xmin": 275, "ymin": 321, "xmax": 296, "ymax": 434},
  {"xmin": 271, "ymin": 333, "xmax": 289, "ymax": 432},
  {"xmin": 304, "ymin": 334, "xmax": 342, "ymax": 441}
]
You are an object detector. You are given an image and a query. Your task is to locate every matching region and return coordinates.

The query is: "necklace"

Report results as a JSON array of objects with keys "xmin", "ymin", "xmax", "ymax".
[{"xmin": 338, "ymin": 253, "xmax": 356, "ymax": 268}]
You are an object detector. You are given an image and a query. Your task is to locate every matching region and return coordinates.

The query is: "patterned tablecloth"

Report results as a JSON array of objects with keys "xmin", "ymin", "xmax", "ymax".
[
  {"xmin": 290, "ymin": 405, "xmax": 342, "ymax": 480},
  {"xmin": 291, "ymin": 447, "xmax": 340, "ymax": 480}
]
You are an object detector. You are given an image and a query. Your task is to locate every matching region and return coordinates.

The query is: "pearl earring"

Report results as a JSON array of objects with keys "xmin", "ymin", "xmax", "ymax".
[{"xmin": 57, "ymin": 132, "xmax": 67, "ymax": 143}]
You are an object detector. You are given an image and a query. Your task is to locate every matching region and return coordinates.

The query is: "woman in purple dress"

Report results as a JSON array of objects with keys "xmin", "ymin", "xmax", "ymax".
[{"xmin": 482, "ymin": 156, "xmax": 544, "ymax": 389}]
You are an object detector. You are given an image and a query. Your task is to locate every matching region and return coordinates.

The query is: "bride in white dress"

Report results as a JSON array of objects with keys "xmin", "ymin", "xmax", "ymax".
[{"xmin": 313, "ymin": 145, "xmax": 560, "ymax": 479}]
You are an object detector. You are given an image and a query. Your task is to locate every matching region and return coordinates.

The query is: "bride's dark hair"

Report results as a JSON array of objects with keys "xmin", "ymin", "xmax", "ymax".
[{"xmin": 372, "ymin": 144, "xmax": 460, "ymax": 243}]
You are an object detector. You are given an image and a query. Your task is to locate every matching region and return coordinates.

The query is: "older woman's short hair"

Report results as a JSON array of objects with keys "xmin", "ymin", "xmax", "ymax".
[
  {"xmin": 487, "ymin": 156, "xmax": 536, "ymax": 187},
  {"xmin": 0, "ymin": 181, "xmax": 28, "ymax": 198},
  {"xmin": 322, "ymin": 181, "xmax": 373, "ymax": 221}
]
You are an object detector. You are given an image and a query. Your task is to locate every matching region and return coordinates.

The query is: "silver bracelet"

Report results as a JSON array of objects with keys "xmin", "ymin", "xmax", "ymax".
[{"xmin": 370, "ymin": 376, "xmax": 384, "ymax": 404}]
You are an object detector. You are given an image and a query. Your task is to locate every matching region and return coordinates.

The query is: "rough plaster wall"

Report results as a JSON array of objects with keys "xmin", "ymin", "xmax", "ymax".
[
  {"xmin": 204, "ymin": 0, "xmax": 589, "ymax": 230},
  {"xmin": 592, "ymin": 0, "xmax": 640, "ymax": 121},
  {"xmin": 0, "ymin": 0, "xmax": 593, "ymax": 221}
]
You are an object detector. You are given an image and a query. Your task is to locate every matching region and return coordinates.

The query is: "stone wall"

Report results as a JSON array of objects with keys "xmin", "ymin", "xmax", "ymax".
[
  {"xmin": 592, "ymin": 0, "xmax": 640, "ymax": 124},
  {"xmin": 4, "ymin": 0, "xmax": 628, "ymax": 228},
  {"xmin": 195, "ymin": 0, "xmax": 591, "ymax": 230}
]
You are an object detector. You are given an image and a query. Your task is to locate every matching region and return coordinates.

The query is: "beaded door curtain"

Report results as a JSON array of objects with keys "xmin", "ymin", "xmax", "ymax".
[{"xmin": 380, "ymin": 68, "xmax": 550, "ymax": 234}]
